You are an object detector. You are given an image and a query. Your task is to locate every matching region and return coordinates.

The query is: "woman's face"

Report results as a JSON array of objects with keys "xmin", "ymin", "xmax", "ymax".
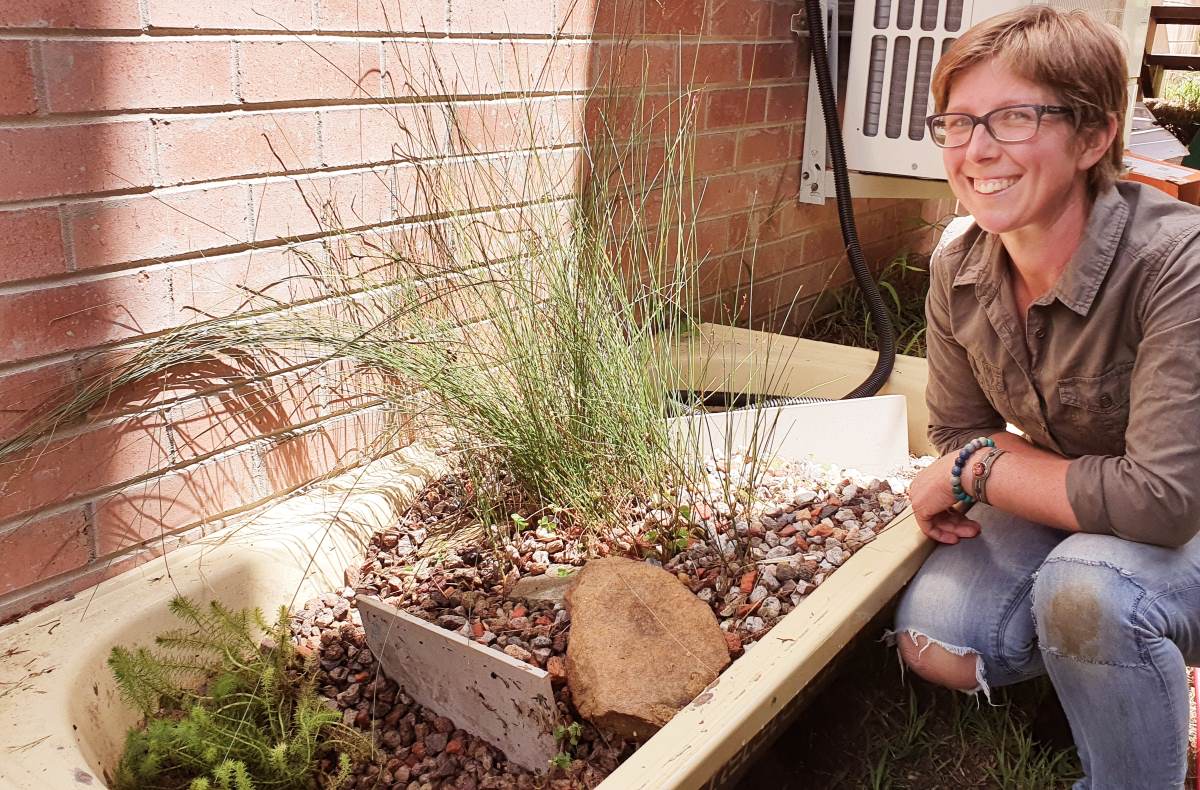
[{"xmin": 941, "ymin": 59, "xmax": 1097, "ymax": 237}]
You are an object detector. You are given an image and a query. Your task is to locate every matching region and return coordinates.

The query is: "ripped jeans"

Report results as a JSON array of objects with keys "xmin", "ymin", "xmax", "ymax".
[{"xmin": 894, "ymin": 503, "xmax": 1200, "ymax": 790}]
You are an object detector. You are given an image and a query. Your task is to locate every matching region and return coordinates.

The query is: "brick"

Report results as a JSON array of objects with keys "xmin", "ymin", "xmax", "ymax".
[
  {"xmin": 155, "ymin": 111, "xmax": 320, "ymax": 185},
  {"xmin": 454, "ymin": 148, "xmax": 577, "ymax": 207},
  {"xmin": 0, "ymin": 42, "xmax": 36, "ymax": 115},
  {"xmin": 146, "ymin": 0, "xmax": 313, "ymax": 30},
  {"xmin": 800, "ymin": 221, "xmax": 848, "ymax": 264},
  {"xmin": 168, "ymin": 373, "xmax": 324, "ymax": 462},
  {"xmin": 766, "ymin": 83, "xmax": 805, "ymax": 123},
  {"xmin": 0, "ymin": 267, "xmax": 175, "ymax": 362},
  {"xmin": 170, "ymin": 243, "xmax": 329, "ymax": 319},
  {"xmin": 319, "ymin": 358, "xmax": 390, "ymax": 413},
  {"xmin": 0, "ymin": 510, "xmax": 90, "ymax": 596},
  {"xmin": 67, "ymin": 184, "xmax": 249, "ymax": 271},
  {"xmin": 382, "ymin": 40, "xmax": 504, "ymax": 98},
  {"xmin": 583, "ymin": 0, "xmax": 644, "ymax": 36},
  {"xmin": 0, "ymin": 413, "xmax": 174, "ymax": 523},
  {"xmin": 259, "ymin": 407, "xmax": 392, "ymax": 492},
  {"xmin": 745, "ymin": 261, "xmax": 831, "ymax": 323},
  {"xmin": 449, "ymin": 0, "xmax": 554, "ymax": 34},
  {"xmin": 737, "ymin": 125, "xmax": 792, "ymax": 167},
  {"xmin": 503, "ymin": 41, "xmax": 589, "ymax": 94},
  {"xmin": 0, "ymin": 359, "xmax": 77, "ymax": 444},
  {"xmin": 317, "ymin": 0, "xmax": 446, "ymax": 32},
  {"xmin": 590, "ymin": 42, "xmax": 676, "ymax": 90},
  {"xmin": 321, "ymin": 105, "xmax": 447, "ymax": 167},
  {"xmin": 41, "ymin": 41, "xmax": 236, "ymax": 113},
  {"xmin": 705, "ymin": 0, "xmax": 773, "ymax": 37},
  {"xmin": 741, "ymin": 42, "xmax": 800, "ymax": 81},
  {"xmin": 0, "ymin": 207, "xmax": 67, "ymax": 283},
  {"xmin": 693, "ymin": 216, "xmax": 730, "ymax": 259},
  {"xmin": 0, "ymin": 121, "xmax": 154, "ymax": 201},
  {"xmin": 452, "ymin": 96, "xmax": 578, "ymax": 155},
  {"xmin": 0, "ymin": 0, "xmax": 140, "ymax": 29},
  {"xmin": 641, "ymin": 0, "xmax": 703, "ymax": 35},
  {"xmin": 583, "ymin": 91, "xmax": 672, "ymax": 141},
  {"xmin": 703, "ymin": 86, "xmax": 767, "ymax": 129},
  {"xmin": 696, "ymin": 171, "xmax": 761, "ymax": 216},
  {"xmin": 694, "ymin": 132, "xmax": 736, "ymax": 176},
  {"xmin": 93, "ymin": 449, "xmax": 262, "ymax": 555},
  {"xmin": 682, "ymin": 44, "xmax": 741, "ymax": 87},
  {"xmin": 239, "ymin": 40, "xmax": 378, "ymax": 103},
  {"xmin": 77, "ymin": 344, "xmax": 311, "ymax": 420},
  {"xmin": 249, "ymin": 166, "xmax": 415, "ymax": 240}
]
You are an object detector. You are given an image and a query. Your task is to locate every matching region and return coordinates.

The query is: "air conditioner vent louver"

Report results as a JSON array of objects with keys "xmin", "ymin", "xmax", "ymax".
[
  {"xmin": 864, "ymin": 36, "xmax": 887, "ymax": 135},
  {"xmin": 921, "ymin": 0, "xmax": 939, "ymax": 31},
  {"xmin": 909, "ymin": 37, "xmax": 936, "ymax": 140},
  {"xmin": 945, "ymin": 0, "xmax": 964, "ymax": 31},
  {"xmin": 886, "ymin": 37, "xmax": 911, "ymax": 138},
  {"xmin": 874, "ymin": 0, "xmax": 892, "ymax": 28}
]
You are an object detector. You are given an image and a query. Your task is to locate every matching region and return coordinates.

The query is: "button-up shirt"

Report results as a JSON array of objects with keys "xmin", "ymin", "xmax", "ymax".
[{"xmin": 925, "ymin": 181, "xmax": 1200, "ymax": 546}]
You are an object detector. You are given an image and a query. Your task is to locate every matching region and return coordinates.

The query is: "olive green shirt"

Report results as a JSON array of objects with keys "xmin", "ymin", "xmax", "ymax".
[{"xmin": 925, "ymin": 181, "xmax": 1200, "ymax": 547}]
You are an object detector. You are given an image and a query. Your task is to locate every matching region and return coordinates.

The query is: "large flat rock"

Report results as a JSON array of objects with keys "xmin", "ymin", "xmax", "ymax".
[
  {"xmin": 358, "ymin": 596, "xmax": 559, "ymax": 771},
  {"xmin": 565, "ymin": 557, "xmax": 730, "ymax": 740}
]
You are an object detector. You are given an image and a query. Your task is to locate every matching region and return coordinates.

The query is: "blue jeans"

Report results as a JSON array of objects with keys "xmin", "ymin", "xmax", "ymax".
[{"xmin": 894, "ymin": 503, "xmax": 1200, "ymax": 790}]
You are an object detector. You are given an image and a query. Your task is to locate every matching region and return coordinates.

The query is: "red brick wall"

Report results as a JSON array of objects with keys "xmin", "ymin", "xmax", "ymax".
[{"xmin": 0, "ymin": 0, "xmax": 936, "ymax": 620}]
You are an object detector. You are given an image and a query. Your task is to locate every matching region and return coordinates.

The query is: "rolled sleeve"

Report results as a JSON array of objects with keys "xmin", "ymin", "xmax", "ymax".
[
  {"xmin": 1066, "ymin": 235, "xmax": 1200, "ymax": 547},
  {"xmin": 924, "ymin": 247, "xmax": 1006, "ymax": 456}
]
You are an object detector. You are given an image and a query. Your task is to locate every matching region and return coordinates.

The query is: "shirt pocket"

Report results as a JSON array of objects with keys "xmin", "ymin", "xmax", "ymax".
[{"xmin": 1055, "ymin": 363, "xmax": 1133, "ymax": 454}]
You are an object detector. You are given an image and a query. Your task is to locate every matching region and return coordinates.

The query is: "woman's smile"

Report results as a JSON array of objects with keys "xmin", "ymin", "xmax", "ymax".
[{"xmin": 971, "ymin": 175, "xmax": 1021, "ymax": 195}]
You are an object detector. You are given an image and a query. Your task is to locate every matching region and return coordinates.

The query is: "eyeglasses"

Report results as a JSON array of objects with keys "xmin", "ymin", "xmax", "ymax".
[{"xmin": 925, "ymin": 104, "xmax": 1073, "ymax": 148}]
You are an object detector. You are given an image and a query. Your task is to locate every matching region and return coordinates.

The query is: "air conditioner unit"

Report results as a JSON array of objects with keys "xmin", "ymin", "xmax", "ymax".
[{"xmin": 797, "ymin": 0, "xmax": 1152, "ymax": 203}]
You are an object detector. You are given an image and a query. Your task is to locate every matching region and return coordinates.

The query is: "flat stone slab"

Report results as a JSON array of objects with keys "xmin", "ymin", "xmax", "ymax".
[
  {"xmin": 358, "ymin": 596, "xmax": 560, "ymax": 771},
  {"xmin": 508, "ymin": 564, "xmax": 578, "ymax": 605}
]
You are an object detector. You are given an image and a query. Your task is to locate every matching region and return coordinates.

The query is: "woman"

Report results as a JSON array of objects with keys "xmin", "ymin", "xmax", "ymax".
[{"xmin": 895, "ymin": 7, "xmax": 1200, "ymax": 789}]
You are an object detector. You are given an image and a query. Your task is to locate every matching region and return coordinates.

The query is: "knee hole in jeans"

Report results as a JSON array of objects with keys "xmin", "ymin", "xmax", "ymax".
[{"xmin": 897, "ymin": 630, "xmax": 986, "ymax": 693}]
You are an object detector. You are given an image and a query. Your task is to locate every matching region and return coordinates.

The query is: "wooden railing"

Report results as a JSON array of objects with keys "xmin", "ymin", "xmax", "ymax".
[{"xmin": 1142, "ymin": 5, "xmax": 1200, "ymax": 97}]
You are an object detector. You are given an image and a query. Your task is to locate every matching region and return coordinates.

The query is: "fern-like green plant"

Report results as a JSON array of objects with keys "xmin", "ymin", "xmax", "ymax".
[{"xmin": 108, "ymin": 596, "xmax": 370, "ymax": 790}]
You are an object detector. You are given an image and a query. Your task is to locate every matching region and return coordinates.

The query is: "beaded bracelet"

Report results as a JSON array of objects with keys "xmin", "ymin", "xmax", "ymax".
[{"xmin": 951, "ymin": 436, "xmax": 995, "ymax": 505}]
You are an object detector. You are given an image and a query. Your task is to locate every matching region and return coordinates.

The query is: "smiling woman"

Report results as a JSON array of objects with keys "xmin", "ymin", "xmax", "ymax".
[{"xmin": 887, "ymin": 7, "xmax": 1200, "ymax": 790}]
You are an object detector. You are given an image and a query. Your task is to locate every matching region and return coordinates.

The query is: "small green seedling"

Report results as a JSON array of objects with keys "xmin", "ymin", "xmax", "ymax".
[
  {"xmin": 537, "ymin": 515, "xmax": 557, "ymax": 533},
  {"xmin": 553, "ymin": 721, "xmax": 583, "ymax": 746},
  {"xmin": 550, "ymin": 752, "xmax": 571, "ymax": 771},
  {"xmin": 555, "ymin": 567, "xmax": 573, "ymax": 577},
  {"xmin": 510, "ymin": 513, "xmax": 530, "ymax": 532}
]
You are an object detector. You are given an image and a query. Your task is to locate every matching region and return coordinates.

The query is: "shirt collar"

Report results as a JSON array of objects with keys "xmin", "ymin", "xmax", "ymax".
[{"xmin": 950, "ymin": 186, "xmax": 1130, "ymax": 316}]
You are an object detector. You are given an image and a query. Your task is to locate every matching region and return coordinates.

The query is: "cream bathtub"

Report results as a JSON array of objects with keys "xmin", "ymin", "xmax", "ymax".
[{"xmin": 0, "ymin": 325, "xmax": 934, "ymax": 789}]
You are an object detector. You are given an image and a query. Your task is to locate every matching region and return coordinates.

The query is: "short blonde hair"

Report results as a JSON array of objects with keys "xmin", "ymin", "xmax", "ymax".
[{"xmin": 932, "ymin": 6, "xmax": 1127, "ymax": 194}]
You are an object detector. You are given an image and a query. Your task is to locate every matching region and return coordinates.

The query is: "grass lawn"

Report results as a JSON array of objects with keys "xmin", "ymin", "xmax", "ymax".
[{"xmin": 736, "ymin": 625, "xmax": 1082, "ymax": 789}]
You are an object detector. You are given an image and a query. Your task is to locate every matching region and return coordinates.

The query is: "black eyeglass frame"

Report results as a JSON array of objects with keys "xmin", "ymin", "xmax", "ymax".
[{"xmin": 924, "ymin": 104, "xmax": 1073, "ymax": 148}]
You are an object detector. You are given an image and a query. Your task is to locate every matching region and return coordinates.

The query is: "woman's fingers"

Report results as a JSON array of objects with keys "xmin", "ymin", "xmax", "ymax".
[
  {"xmin": 918, "ymin": 515, "xmax": 959, "ymax": 544},
  {"xmin": 919, "ymin": 509, "xmax": 982, "ymax": 543}
]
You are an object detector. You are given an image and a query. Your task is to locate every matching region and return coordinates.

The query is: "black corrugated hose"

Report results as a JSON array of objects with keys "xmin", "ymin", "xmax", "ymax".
[
  {"xmin": 800, "ymin": 0, "xmax": 895, "ymax": 400},
  {"xmin": 671, "ymin": 0, "xmax": 897, "ymax": 414}
]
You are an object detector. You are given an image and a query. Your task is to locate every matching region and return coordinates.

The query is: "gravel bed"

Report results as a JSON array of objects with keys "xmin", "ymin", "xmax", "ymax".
[{"xmin": 289, "ymin": 452, "xmax": 930, "ymax": 788}]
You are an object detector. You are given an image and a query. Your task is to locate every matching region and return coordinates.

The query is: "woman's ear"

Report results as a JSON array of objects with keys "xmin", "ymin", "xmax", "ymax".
[{"xmin": 1076, "ymin": 112, "xmax": 1119, "ymax": 172}]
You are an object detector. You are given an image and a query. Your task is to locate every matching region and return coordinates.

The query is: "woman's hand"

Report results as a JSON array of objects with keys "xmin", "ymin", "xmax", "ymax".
[{"xmin": 908, "ymin": 452, "xmax": 982, "ymax": 544}]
